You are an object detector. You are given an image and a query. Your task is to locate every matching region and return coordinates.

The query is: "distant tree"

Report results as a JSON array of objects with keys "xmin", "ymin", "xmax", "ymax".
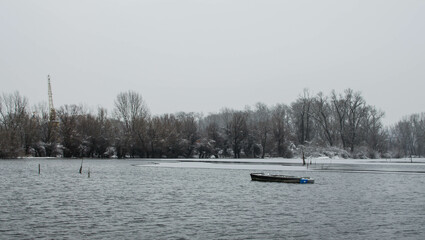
[
  {"xmin": 176, "ymin": 112, "xmax": 199, "ymax": 158},
  {"xmin": 229, "ymin": 111, "xmax": 248, "ymax": 158},
  {"xmin": 243, "ymin": 108, "xmax": 258, "ymax": 158},
  {"xmin": 392, "ymin": 113, "xmax": 425, "ymax": 158},
  {"xmin": 394, "ymin": 119, "xmax": 415, "ymax": 157},
  {"xmin": 252, "ymin": 103, "xmax": 271, "ymax": 158},
  {"xmin": 4, "ymin": 89, "xmax": 420, "ymax": 160},
  {"xmin": 310, "ymin": 92, "xmax": 337, "ymax": 147},
  {"xmin": 331, "ymin": 90, "xmax": 349, "ymax": 149},
  {"xmin": 95, "ymin": 107, "xmax": 114, "ymax": 157},
  {"xmin": 75, "ymin": 108, "xmax": 112, "ymax": 158},
  {"xmin": 220, "ymin": 108, "xmax": 234, "ymax": 158},
  {"xmin": 345, "ymin": 89, "xmax": 367, "ymax": 153},
  {"xmin": 57, "ymin": 104, "xmax": 84, "ymax": 158},
  {"xmin": 291, "ymin": 89, "xmax": 314, "ymax": 145},
  {"xmin": 328, "ymin": 89, "xmax": 385, "ymax": 155},
  {"xmin": 362, "ymin": 106, "xmax": 386, "ymax": 154},
  {"xmin": 110, "ymin": 118, "xmax": 129, "ymax": 159},
  {"xmin": 0, "ymin": 92, "xmax": 29, "ymax": 158},
  {"xmin": 23, "ymin": 111, "xmax": 41, "ymax": 156},
  {"xmin": 413, "ymin": 113, "xmax": 425, "ymax": 157},
  {"xmin": 114, "ymin": 91, "xmax": 150, "ymax": 157},
  {"xmin": 76, "ymin": 112, "xmax": 96, "ymax": 157},
  {"xmin": 270, "ymin": 103, "xmax": 292, "ymax": 158},
  {"xmin": 157, "ymin": 114, "xmax": 181, "ymax": 158},
  {"xmin": 33, "ymin": 103, "xmax": 53, "ymax": 156},
  {"xmin": 147, "ymin": 116, "xmax": 160, "ymax": 157},
  {"xmin": 198, "ymin": 113, "xmax": 223, "ymax": 158}
]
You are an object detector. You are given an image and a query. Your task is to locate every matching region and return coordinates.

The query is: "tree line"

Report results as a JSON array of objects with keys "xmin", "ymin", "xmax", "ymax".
[{"xmin": 1, "ymin": 89, "xmax": 424, "ymax": 159}]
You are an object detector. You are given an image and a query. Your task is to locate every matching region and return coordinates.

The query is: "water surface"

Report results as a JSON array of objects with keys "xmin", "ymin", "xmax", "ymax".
[{"xmin": 1, "ymin": 158, "xmax": 425, "ymax": 239}]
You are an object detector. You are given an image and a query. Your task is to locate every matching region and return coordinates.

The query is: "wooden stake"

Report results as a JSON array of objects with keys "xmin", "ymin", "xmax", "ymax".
[
  {"xmin": 79, "ymin": 158, "xmax": 83, "ymax": 174},
  {"xmin": 88, "ymin": 167, "xmax": 90, "ymax": 178},
  {"xmin": 38, "ymin": 164, "xmax": 40, "ymax": 175}
]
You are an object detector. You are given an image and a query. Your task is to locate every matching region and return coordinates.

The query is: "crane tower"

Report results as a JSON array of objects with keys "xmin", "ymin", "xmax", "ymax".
[
  {"xmin": 48, "ymin": 75, "xmax": 57, "ymax": 123},
  {"xmin": 47, "ymin": 75, "xmax": 59, "ymax": 156}
]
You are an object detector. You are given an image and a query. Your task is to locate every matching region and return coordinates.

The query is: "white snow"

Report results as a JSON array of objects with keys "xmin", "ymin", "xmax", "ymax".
[{"xmin": 138, "ymin": 157, "xmax": 425, "ymax": 171}]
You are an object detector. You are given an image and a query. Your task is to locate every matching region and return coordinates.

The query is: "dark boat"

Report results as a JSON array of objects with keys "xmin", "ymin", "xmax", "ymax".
[{"xmin": 250, "ymin": 173, "xmax": 314, "ymax": 184}]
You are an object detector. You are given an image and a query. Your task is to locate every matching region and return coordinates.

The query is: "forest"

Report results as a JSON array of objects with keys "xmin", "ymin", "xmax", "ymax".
[{"xmin": 0, "ymin": 89, "xmax": 424, "ymax": 159}]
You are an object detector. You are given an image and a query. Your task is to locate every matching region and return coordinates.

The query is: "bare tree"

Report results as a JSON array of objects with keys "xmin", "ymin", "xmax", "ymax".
[
  {"xmin": 198, "ymin": 113, "xmax": 223, "ymax": 158},
  {"xmin": 176, "ymin": 112, "xmax": 199, "ymax": 158},
  {"xmin": 0, "ymin": 92, "xmax": 29, "ymax": 158},
  {"xmin": 331, "ymin": 90, "xmax": 349, "ymax": 149},
  {"xmin": 229, "ymin": 111, "xmax": 248, "ymax": 158},
  {"xmin": 362, "ymin": 106, "xmax": 385, "ymax": 154},
  {"xmin": 95, "ymin": 107, "xmax": 114, "ymax": 157},
  {"xmin": 271, "ymin": 103, "xmax": 292, "ymax": 157},
  {"xmin": 346, "ymin": 89, "xmax": 367, "ymax": 152},
  {"xmin": 252, "ymin": 103, "xmax": 271, "ymax": 158},
  {"xmin": 75, "ymin": 108, "xmax": 113, "ymax": 158},
  {"xmin": 147, "ymin": 116, "xmax": 160, "ymax": 157},
  {"xmin": 220, "ymin": 108, "xmax": 234, "ymax": 158},
  {"xmin": 412, "ymin": 113, "xmax": 425, "ymax": 157},
  {"xmin": 114, "ymin": 91, "xmax": 150, "ymax": 157},
  {"xmin": 291, "ymin": 89, "xmax": 314, "ymax": 145},
  {"xmin": 393, "ymin": 113, "xmax": 425, "ymax": 158},
  {"xmin": 157, "ymin": 114, "xmax": 181, "ymax": 158},
  {"xmin": 57, "ymin": 104, "xmax": 84, "ymax": 158},
  {"xmin": 394, "ymin": 119, "xmax": 415, "ymax": 158},
  {"xmin": 33, "ymin": 103, "xmax": 56, "ymax": 156},
  {"xmin": 310, "ymin": 92, "xmax": 336, "ymax": 147}
]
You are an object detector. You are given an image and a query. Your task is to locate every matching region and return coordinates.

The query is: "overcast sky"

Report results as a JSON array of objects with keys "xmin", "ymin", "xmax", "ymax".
[{"xmin": 1, "ymin": 0, "xmax": 424, "ymax": 125}]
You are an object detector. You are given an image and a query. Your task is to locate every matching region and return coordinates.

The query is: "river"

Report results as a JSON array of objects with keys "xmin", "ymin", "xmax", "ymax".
[{"xmin": 1, "ymin": 158, "xmax": 425, "ymax": 239}]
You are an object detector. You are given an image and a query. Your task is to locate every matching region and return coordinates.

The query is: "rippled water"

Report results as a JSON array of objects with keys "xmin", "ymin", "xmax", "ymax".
[{"xmin": 1, "ymin": 158, "xmax": 425, "ymax": 239}]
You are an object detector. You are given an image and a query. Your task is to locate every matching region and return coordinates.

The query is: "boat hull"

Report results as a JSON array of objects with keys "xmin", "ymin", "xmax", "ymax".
[{"xmin": 250, "ymin": 173, "xmax": 314, "ymax": 184}]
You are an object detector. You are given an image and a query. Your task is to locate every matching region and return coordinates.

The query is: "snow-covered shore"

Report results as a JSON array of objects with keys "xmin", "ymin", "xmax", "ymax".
[{"xmin": 138, "ymin": 157, "xmax": 425, "ymax": 172}]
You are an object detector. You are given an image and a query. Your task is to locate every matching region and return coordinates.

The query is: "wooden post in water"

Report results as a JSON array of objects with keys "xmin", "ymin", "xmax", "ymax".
[
  {"xmin": 79, "ymin": 158, "xmax": 83, "ymax": 174},
  {"xmin": 38, "ymin": 164, "xmax": 40, "ymax": 175},
  {"xmin": 88, "ymin": 167, "xmax": 90, "ymax": 178}
]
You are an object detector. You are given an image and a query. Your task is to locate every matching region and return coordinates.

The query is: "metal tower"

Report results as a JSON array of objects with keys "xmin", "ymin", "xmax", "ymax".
[
  {"xmin": 47, "ymin": 75, "xmax": 57, "ymax": 123},
  {"xmin": 47, "ymin": 75, "xmax": 59, "ymax": 157}
]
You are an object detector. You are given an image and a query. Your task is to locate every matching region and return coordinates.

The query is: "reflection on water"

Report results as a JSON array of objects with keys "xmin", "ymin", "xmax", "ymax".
[{"xmin": 1, "ymin": 158, "xmax": 425, "ymax": 239}]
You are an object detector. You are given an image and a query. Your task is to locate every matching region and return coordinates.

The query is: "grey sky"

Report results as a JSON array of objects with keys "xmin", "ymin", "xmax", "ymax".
[{"xmin": 1, "ymin": 0, "xmax": 424, "ymax": 125}]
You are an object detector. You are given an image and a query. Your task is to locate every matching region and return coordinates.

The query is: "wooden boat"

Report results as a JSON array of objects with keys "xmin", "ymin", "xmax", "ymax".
[{"xmin": 250, "ymin": 173, "xmax": 314, "ymax": 184}]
